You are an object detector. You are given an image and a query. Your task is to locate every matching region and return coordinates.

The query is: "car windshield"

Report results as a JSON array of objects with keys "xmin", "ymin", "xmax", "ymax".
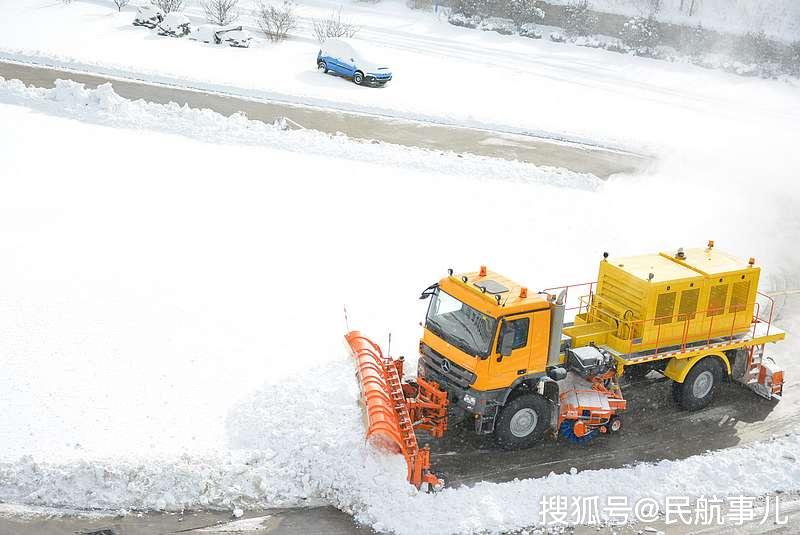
[{"xmin": 425, "ymin": 288, "xmax": 497, "ymax": 358}]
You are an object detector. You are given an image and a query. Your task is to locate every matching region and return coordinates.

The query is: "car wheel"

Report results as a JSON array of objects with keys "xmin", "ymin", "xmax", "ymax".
[
  {"xmin": 353, "ymin": 71, "xmax": 364, "ymax": 85},
  {"xmin": 318, "ymin": 61, "xmax": 328, "ymax": 74},
  {"xmin": 493, "ymin": 394, "xmax": 550, "ymax": 450}
]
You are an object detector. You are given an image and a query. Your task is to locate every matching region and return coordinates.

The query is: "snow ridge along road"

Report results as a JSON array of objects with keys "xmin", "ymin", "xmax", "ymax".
[{"xmin": 0, "ymin": 60, "xmax": 649, "ymax": 179}]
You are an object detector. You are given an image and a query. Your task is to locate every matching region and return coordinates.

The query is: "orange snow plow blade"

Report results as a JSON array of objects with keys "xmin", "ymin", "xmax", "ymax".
[{"xmin": 345, "ymin": 330, "xmax": 448, "ymax": 490}]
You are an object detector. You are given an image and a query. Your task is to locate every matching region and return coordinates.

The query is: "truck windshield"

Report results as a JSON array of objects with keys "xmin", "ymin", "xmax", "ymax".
[{"xmin": 425, "ymin": 288, "xmax": 497, "ymax": 358}]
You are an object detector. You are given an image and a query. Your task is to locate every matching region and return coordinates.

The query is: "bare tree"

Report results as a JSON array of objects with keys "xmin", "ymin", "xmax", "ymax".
[
  {"xmin": 312, "ymin": 7, "xmax": 360, "ymax": 43},
  {"xmin": 201, "ymin": 0, "xmax": 240, "ymax": 25},
  {"xmin": 255, "ymin": 1, "xmax": 297, "ymax": 42},
  {"xmin": 151, "ymin": 0, "xmax": 184, "ymax": 13},
  {"xmin": 113, "ymin": 0, "xmax": 131, "ymax": 11}
]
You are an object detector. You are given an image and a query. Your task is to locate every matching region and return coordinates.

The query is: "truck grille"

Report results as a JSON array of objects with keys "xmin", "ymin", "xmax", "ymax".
[{"xmin": 418, "ymin": 343, "xmax": 477, "ymax": 389}]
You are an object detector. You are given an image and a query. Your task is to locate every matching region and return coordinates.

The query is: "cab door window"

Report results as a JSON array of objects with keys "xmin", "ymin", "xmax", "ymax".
[{"xmin": 498, "ymin": 317, "xmax": 530, "ymax": 351}]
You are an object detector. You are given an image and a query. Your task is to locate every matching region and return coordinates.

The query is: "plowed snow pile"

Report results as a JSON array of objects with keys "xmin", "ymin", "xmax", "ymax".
[{"xmin": 0, "ymin": 78, "xmax": 799, "ymax": 534}]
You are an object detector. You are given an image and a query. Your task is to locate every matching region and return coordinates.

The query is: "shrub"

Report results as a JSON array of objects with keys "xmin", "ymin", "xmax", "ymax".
[
  {"xmin": 679, "ymin": 23, "xmax": 711, "ymax": 57},
  {"xmin": 507, "ymin": 0, "xmax": 544, "ymax": 31},
  {"xmin": 606, "ymin": 40, "xmax": 629, "ymax": 53},
  {"xmin": 574, "ymin": 35, "xmax": 606, "ymax": 48},
  {"xmin": 549, "ymin": 31, "xmax": 565, "ymax": 43},
  {"xmin": 449, "ymin": 0, "xmax": 482, "ymax": 18},
  {"xmin": 151, "ymin": 0, "xmax": 183, "ymax": 13},
  {"xmin": 563, "ymin": 0, "xmax": 598, "ymax": 37},
  {"xmin": 112, "ymin": 0, "xmax": 131, "ymax": 10},
  {"xmin": 519, "ymin": 22, "xmax": 542, "ymax": 38},
  {"xmin": 782, "ymin": 41, "xmax": 800, "ymax": 77},
  {"xmin": 312, "ymin": 8, "xmax": 360, "ymax": 43},
  {"xmin": 255, "ymin": 1, "xmax": 296, "ymax": 42},
  {"xmin": 448, "ymin": 13, "xmax": 482, "ymax": 28},
  {"xmin": 479, "ymin": 17, "xmax": 515, "ymax": 35},
  {"xmin": 734, "ymin": 31, "xmax": 779, "ymax": 65},
  {"xmin": 201, "ymin": 0, "xmax": 239, "ymax": 25},
  {"xmin": 620, "ymin": 16, "xmax": 660, "ymax": 50}
]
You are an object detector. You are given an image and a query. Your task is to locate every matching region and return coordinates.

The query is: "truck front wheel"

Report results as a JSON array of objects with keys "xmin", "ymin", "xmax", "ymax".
[{"xmin": 494, "ymin": 394, "xmax": 550, "ymax": 450}]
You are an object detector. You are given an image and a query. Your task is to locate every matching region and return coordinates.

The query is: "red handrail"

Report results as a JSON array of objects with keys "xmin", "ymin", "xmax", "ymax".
[{"xmin": 549, "ymin": 282, "xmax": 777, "ymax": 359}]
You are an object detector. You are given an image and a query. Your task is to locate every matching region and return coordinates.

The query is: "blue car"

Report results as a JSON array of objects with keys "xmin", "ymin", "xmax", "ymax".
[{"xmin": 317, "ymin": 39, "xmax": 392, "ymax": 87}]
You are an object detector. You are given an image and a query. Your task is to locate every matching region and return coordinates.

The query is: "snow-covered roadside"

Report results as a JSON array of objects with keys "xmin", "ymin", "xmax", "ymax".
[
  {"xmin": 2, "ymin": 0, "xmax": 799, "ymax": 155},
  {"xmin": 5, "ymin": 353, "xmax": 799, "ymax": 534},
  {"xmin": 0, "ymin": 77, "xmax": 798, "ymax": 534},
  {"xmin": 0, "ymin": 77, "xmax": 596, "ymax": 190},
  {"xmin": 546, "ymin": 0, "xmax": 800, "ymax": 42}
]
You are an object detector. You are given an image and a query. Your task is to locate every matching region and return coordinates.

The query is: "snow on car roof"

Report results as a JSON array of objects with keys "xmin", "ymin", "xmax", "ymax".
[
  {"xmin": 321, "ymin": 39, "xmax": 389, "ymax": 71},
  {"xmin": 321, "ymin": 38, "xmax": 357, "ymax": 58}
]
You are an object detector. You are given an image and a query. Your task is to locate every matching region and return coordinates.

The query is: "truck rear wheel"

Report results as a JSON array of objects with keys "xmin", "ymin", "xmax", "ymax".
[
  {"xmin": 673, "ymin": 357, "xmax": 724, "ymax": 411},
  {"xmin": 494, "ymin": 394, "xmax": 550, "ymax": 450}
]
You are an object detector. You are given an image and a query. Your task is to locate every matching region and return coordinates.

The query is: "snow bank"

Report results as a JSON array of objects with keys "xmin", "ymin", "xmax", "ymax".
[
  {"xmin": 3, "ymin": 359, "xmax": 800, "ymax": 533},
  {"xmin": 0, "ymin": 77, "xmax": 597, "ymax": 191},
  {"xmin": 0, "ymin": 358, "xmax": 410, "ymax": 514}
]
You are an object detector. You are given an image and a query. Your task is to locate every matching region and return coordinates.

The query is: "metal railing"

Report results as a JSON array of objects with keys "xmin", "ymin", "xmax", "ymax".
[{"xmin": 543, "ymin": 282, "xmax": 776, "ymax": 359}]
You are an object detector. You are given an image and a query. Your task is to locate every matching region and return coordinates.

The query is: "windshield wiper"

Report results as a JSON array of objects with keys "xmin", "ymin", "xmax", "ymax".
[
  {"xmin": 427, "ymin": 317, "xmax": 480, "ymax": 357},
  {"xmin": 449, "ymin": 314, "xmax": 482, "ymax": 349}
]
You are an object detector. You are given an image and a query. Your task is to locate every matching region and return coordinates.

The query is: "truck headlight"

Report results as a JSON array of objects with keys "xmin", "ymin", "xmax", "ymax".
[{"xmin": 463, "ymin": 394, "xmax": 477, "ymax": 407}]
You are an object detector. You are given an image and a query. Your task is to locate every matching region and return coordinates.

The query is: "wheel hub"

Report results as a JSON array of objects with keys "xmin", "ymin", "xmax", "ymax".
[
  {"xmin": 509, "ymin": 407, "xmax": 538, "ymax": 437},
  {"xmin": 692, "ymin": 370, "xmax": 714, "ymax": 398}
]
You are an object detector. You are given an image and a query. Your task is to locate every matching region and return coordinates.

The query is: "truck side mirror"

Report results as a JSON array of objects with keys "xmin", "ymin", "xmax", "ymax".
[
  {"xmin": 419, "ymin": 283, "xmax": 438, "ymax": 300},
  {"xmin": 499, "ymin": 327, "xmax": 514, "ymax": 358}
]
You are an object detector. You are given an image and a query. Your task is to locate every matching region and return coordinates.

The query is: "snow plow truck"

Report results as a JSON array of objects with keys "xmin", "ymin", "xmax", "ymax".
[{"xmin": 345, "ymin": 243, "xmax": 786, "ymax": 491}]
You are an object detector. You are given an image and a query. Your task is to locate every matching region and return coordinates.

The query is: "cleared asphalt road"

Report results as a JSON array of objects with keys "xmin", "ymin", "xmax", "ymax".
[{"xmin": 0, "ymin": 60, "xmax": 650, "ymax": 179}]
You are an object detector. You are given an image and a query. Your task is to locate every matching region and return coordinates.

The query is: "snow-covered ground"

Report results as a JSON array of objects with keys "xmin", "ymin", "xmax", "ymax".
[
  {"xmin": 0, "ymin": 71, "xmax": 798, "ymax": 532},
  {"xmin": 1, "ymin": 0, "xmax": 799, "ymax": 156},
  {"xmin": 547, "ymin": 0, "xmax": 800, "ymax": 42},
  {"xmin": 1, "ymin": 1, "xmax": 799, "ymax": 533}
]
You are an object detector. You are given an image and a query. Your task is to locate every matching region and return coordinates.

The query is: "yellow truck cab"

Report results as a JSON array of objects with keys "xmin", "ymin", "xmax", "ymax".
[{"xmin": 418, "ymin": 266, "xmax": 567, "ymax": 447}]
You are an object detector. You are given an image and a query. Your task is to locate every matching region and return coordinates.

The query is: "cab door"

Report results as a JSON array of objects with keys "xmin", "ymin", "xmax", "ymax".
[{"xmin": 488, "ymin": 313, "xmax": 534, "ymax": 390}]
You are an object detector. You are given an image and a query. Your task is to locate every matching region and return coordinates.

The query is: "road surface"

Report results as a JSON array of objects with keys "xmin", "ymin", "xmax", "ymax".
[{"xmin": 0, "ymin": 60, "xmax": 650, "ymax": 179}]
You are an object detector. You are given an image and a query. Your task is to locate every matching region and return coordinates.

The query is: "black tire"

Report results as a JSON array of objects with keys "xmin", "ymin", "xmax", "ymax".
[
  {"xmin": 676, "ymin": 358, "xmax": 724, "ymax": 411},
  {"xmin": 318, "ymin": 60, "xmax": 328, "ymax": 73},
  {"xmin": 353, "ymin": 71, "xmax": 364, "ymax": 85},
  {"xmin": 671, "ymin": 380, "xmax": 683, "ymax": 404},
  {"xmin": 605, "ymin": 416, "xmax": 622, "ymax": 433},
  {"xmin": 493, "ymin": 394, "xmax": 551, "ymax": 450}
]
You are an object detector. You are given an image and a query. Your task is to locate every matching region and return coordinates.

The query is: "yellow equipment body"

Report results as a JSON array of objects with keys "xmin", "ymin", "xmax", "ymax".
[{"xmin": 560, "ymin": 245, "xmax": 784, "ymax": 384}]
